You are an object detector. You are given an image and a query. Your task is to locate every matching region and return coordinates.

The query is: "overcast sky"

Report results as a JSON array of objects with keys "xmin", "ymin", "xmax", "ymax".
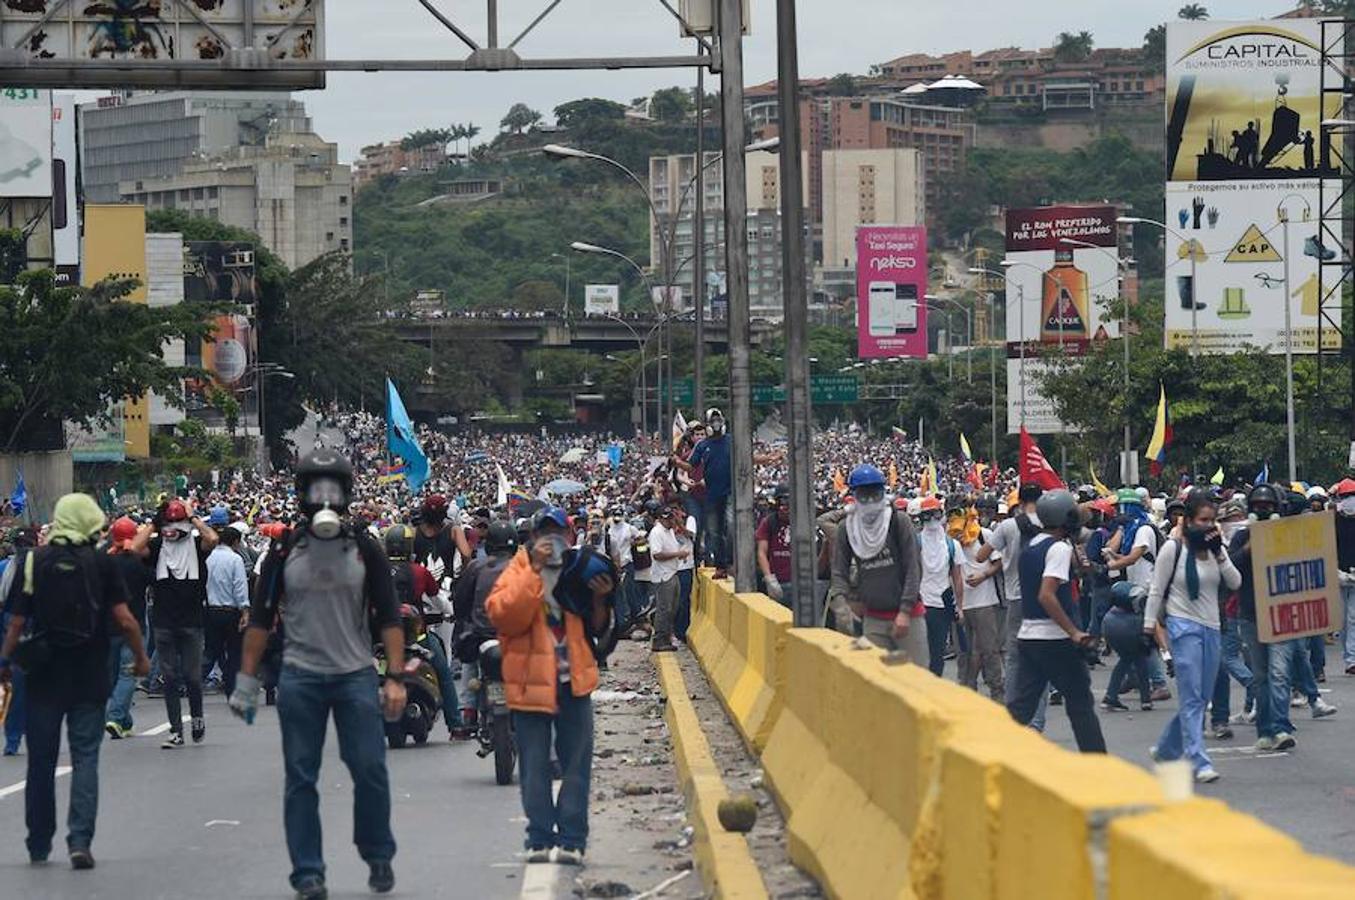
[{"xmin": 305, "ymin": 1, "xmax": 1291, "ymax": 162}]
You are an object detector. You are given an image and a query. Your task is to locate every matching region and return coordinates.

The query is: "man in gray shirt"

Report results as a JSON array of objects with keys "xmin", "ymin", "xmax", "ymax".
[
  {"xmin": 978, "ymin": 483, "xmax": 1046, "ymax": 729},
  {"xmin": 230, "ymin": 452, "xmax": 404, "ymax": 900}
]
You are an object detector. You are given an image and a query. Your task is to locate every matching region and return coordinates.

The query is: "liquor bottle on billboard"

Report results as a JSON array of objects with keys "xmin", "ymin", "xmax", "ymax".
[{"xmin": 1041, "ymin": 249, "xmax": 1089, "ymax": 340}]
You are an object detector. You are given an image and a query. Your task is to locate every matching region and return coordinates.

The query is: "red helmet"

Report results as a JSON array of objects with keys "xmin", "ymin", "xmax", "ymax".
[
  {"xmin": 110, "ymin": 517, "xmax": 138, "ymax": 545},
  {"xmin": 164, "ymin": 500, "xmax": 189, "ymax": 522},
  {"xmin": 919, "ymin": 496, "xmax": 943, "ymax": 513},
  {"xmin": 1332, "ymin": 478, "xmax": 1355, "ymax": 498},
  {"xmin": 421, "ymin": 494, "xmax": 449, "ymax": 523}
]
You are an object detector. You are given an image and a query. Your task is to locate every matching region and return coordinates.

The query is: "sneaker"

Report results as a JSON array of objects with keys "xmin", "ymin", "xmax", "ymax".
[
  {"xmin": 294, "ymin": 876, "xmax": 328, "ymax": 900},
  {"xmin": 1228, "ymin": 711, "xmax": 1252, "ymax": 725},
  {"xmin": 1311, "ymin": 698, "xmax": 1338, "ymax": 719},
  {"xmin": 1316, "ymin": 670, "xmax": 1326, "ymax": 683},
  {"xmin": 650, "ymin": 641, "xmax": 677, "ymax": 653},
  {"xmin": 1211, "ymin": 724, "xmax": 1234, "ymax": 740},
  {"xmin": 1148, "ymin": 745, "xmax": 1162, "ymax": 763},
  {"xmin": 69, "ymin": 848, "xmax": 95, "ymax": 870},
  {"xmin": 1254, "ymin": 735, "xmax": 1278, "ymax": 752},
  {"xmin": 191, "ymin": 717, "xmax": 206, "ymax": 743},
  {"xmin": 1049, "ymin": 690, "xmax": 1064, "ymax": 706},
  {"xmin": 104, "ymin": 722, "xmax": 127, "ymax": 740},
  {"xmin": 554, "ymin": 847, "xmax": 585, "ymax": 866},
  {"xmin": 1195, "ymin": 766, "xmax": 1221, "ymax": 784},
  {"xmin": 1100, "ymin": 698, "xmax": 1129, "ymax": 712},
  {"xmin": 1274, "ymin": 732, "xmax": 1297, "ymax": 751},
  {"xmin": 161, "ymin": 732, "xmax": 184, "ymax": 750},
  {"xmin": 368, "ymin": 860, "xmax": 395, "ymax": 894},
  {"xmin": 1150, "ymin": 687, "xmax": 1172, "ymax": 702},
  {"xmin": 525, "ymin": 846, "xmax": 552, "ymax": 864},
  {"xmin": 1140, "ymin": 702, "xmax": 1154, "ymax": 712},
  {"xmin": 1345, "ymin": 664, "xmax": 1355, "ymax": 676},
  {"xmin": 1290, "ymin": 692, "xmax": 1306, "ymax": 708}
]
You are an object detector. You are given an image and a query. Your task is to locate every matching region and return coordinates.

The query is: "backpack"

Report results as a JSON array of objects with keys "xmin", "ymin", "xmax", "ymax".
[
  {"xmin": 26, "ymin": 544, "xmax": 104, "ymax": 649},
  {"xmin": 632, "ymin": 532, "xmax": 652, "ymax": 571},
  {"xmin": 390, "ymin": 561, "xmax": 416, "ymax": 608}
]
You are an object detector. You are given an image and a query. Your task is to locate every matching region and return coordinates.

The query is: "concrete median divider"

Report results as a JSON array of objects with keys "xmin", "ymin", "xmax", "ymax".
[{"xmin": 686, "ymin": 572, "xmax": 1355, "ymax": 900}]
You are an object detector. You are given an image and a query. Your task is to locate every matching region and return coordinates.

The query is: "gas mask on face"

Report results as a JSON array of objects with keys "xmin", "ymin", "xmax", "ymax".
[
  {"xmin": 1247, "ymin": 507, "xmax": 1279, "ymax": 522},
  {"xmin": 708, "ymin": 416, "xmax": 725, "ymax": 435},
  {"xmin": 305, "ymin": 477, "xmax": 347, "ymax": 540},
  {"xmin": 538, "ymin": 533, "xmax": 568, "ymax": 568},
  {"xmin": 1338, "ymin": 496, "xmax": 1355, "ymax": 517}
]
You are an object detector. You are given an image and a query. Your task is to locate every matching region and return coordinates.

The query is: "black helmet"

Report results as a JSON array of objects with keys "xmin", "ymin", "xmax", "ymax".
[
  {"xmin": 643, "ymin": 499, "xmax": 663, "ymax": 516},
  {"xmin": 1075, "ymin": 484, "xmax": 1097, "ymax": 504},
  {"xmin": 1165, "ymin": 497, "xmax": 1186, "ymax": 517},
  {"xmin": 1247, "ymin": 483, "xmax": 1280, "ymax": 512},
  {"xmin": 485, "ymin": 521, "xmax": 517, "ymax": 555},
  {"xmin": 383, "ymin": 524, "xmax": 413, "ymax": 560},
  {"xmin": 1035, "ymin": 489, "xmax": 1083, "ymax": 535},
  {"xmin": 772, "ymin": 482, "xmax": 791, "ymax": 502},
  {"xmin": 295, "ymin": 450, "xmax": 353, "ymax": 516}
]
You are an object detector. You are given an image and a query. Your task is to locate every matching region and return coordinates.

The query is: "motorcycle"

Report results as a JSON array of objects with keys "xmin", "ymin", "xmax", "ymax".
[
  {"xmin": 468, "ymin": 637, "xmax": 515, "ymax": 785},
  {"xmin": 375, "ymin": 604, "xmax": 443, "ymax": 749}
]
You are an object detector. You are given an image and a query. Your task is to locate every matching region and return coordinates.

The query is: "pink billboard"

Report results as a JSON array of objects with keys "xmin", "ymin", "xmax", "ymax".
[{"xmin": 856, "ymin": 225, "xmax": 928, "ymax": 359}]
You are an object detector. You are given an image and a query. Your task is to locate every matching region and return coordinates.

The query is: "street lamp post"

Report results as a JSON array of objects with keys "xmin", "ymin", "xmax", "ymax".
[
  {"xmin": 551, "ymin": 251, "xmax": 571, "ymax": 318},
  {"xmin": 1118, "ymin": 216, "xmax": 1199, "ymax": 358},
  {"xmin": 925, "ymin": 293, "xmax": 972, "ymax": 383},
  {"xmin": 1275, "ymin": 194, "xmax": 1310, "ymax": 484}
]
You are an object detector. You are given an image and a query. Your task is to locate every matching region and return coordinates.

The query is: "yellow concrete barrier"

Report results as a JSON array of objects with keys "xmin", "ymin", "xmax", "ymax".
[
  {"xmin": 687, "ymin": 574, "xmax": 1355, "ymax": 899},
  {"xmin": 654, "ymin": 652, "xmax": 769, "ymax": 899}
]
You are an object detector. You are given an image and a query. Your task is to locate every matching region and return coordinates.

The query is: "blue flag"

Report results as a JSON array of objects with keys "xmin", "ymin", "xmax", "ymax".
[
  {"xmin": 385, "ymin": 379, "xmax": 429, "ymax": 493},
  {"xmin": 11, "ymin": 468, "xmax": 26, "ymax": 516},
  {"xmin": 1254, "ymin": 462, "xmax": 1269, "ymax": 487},
  {"xmin": 606, "ymin": 443, "xmax": 623, "ymax": 471}
]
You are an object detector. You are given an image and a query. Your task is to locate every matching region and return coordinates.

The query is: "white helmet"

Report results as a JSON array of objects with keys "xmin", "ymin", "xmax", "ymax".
[
  {"xmin": 1306, "ymin": 486, "xmax": 1328, "ymax": 501},
  {"xmin": 906, "ymin": 497, "xmax": 922, "ymax": 517}
]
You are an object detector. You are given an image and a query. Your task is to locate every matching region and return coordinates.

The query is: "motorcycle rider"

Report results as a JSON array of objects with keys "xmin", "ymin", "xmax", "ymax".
[
  {"xmin": 384, "ymin": 524, "xmax": 465, "ymax": 740},
  {"xmin": 231, "ymin": 451, "xmax": 405, "ymax": 900},
  {"xmin": 451, "ymin": 522, "xmax": 518, "ymax": 728},
  {"xmin": 487, "ymin": 507, "xmax": 614, "ymax": 866}
]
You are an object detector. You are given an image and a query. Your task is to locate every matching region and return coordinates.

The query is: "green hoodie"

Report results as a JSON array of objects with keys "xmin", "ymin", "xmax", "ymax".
[{"xmin": 47, "ymin": 493, "xmax": 107, "ymax": 546}]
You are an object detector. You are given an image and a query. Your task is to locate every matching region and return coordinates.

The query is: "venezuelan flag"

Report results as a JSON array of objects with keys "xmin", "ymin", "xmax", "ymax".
[{"xmin": 1144, "ymin": 384, "xmax": 1172, "ymax": 477}]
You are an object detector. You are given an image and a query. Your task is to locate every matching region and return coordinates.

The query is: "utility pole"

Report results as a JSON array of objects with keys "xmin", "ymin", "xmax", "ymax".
[
  {"xmin": 694, "ymin": 63, "xmax": 707, "ymax": 418},
  {"xmin": 776, "ymin": 0, "xmax": 815, "ymax": 626},
  {"xmin": 718, "ymin": 0, "xmax": 755, "ymax": 592}
]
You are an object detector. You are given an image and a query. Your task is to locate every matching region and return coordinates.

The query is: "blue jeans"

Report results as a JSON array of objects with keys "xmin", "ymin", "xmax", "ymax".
[
  {"xmin": 703, "ymin": 495, "xmax": 731, "ymax": 569},
  {"xmin": 675, "ymin": 569, "xmax": 694, "ymax": 640},
  {"xmin": 419, "ymin": 633, "xmax": 461, "ymax": 729},
  {"xmin": 1267, "ymin": 638, "xmax": 1301, "ymax": 735},
  {"xmin": 1239, "ymin": 618, "xmax": 1277, "ymax": 738},
  {"xmin": 682, "ymin": 494, "xmax": 704, "ymax": 561},
  {"xmin": 24, "ymin": 698, "xmax": 103, "ymax": 858},
  {"xmin": 1087, "ymin": 584, "xmax": 1113, "ymax": 637},
  {"xmin": 1306, "ymin": 634, "xmax": 1325, "ymax": 678},
  {"xmin": 1155, "ymin": 617, "xmax": 1220, "ymax": 773},
  {"xmin": 277, "ymin": 666, "xmax": 395, "ymax": 888},
  {"xmin": 1210, "ymin": 616, "xmax": 1253, "ymax": 726},
  {"xmin": 1001, "ymin": 605, "xmax": 1047, "ymax": 732},
  {"xmin": 1105, "ymin": 651, "xmax": 1151, "ymax": 705},
  {"xmin": 4, "ymin": 664, "xmax": 26, "ymax": 754},
  {"xmin": 104, "ymin": 638, "xmax": 136, "ymax": 731},
  {"xmin": 513, "ymin": 684, "xmax": 594, "ymax": 851},
  {"xmin": 1342, "ymin": 583, "xmax": 1355, "ymax": 668}
]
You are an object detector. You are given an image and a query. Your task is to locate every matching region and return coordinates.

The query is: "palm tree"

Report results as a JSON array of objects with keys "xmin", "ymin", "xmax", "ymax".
[
  {"xmin": 448, "ymin": 124, "xmax": 467, "ymax": 161},
  {"xmin": 1178, "ymin": 4, "xmax": 1208, "ymax": 19},
  {"xmin": 1053, "ymin": 30, "xmax": 1095, "ymax": 64},
  {"xmin": 463, "ymin": 123, "xmax": 481, "ymax": 161}
]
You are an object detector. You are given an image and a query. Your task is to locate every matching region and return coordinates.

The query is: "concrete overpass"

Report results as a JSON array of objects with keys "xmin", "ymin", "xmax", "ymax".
[{"xmin": 389, "ymin": 312, "xmax": 777, "ymax": 353}]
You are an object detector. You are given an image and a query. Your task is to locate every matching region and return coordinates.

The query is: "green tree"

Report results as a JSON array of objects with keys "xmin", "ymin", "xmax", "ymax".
[
  {"xmin": 401, "ymin": 127, "xmax": 453, "ymax": 152},
  {"xmin": 1143, "ymin": 24, "xmax": 1166, "ymax": 67},
  {"xmin": 554, "ymin": 98, "xmax": 627, "ymax": 130},
  {"xmin": 650, "ymin": 86, "xmax": 692, "ymax": 122},
  {"xmin": 1053, "ymin": 30, "xmax": 1095, "ymax": 63},
  {"xmin": 500, "ymin": 103, "xmax": 543, "ymax": 134},
  {"xmin": 827, "ymin": 73, "xmax": 860, "ymax": 96},
  {"xmin": 0, "ymin": 270, "xmax": 217, "ymax": 453},
  {"xmin": 1178, "ymin": 3, "xmax": 1209, "ymax": 19}
]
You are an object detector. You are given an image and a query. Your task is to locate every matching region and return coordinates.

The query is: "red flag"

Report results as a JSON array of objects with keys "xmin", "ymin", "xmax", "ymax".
[
  {"xmin": 986, "ymin": 464, "xmax": 999, "ymax": 488},
  {"xmin": 1019, "ymin": 427, "xmax": 1067, "ymax": 491}
]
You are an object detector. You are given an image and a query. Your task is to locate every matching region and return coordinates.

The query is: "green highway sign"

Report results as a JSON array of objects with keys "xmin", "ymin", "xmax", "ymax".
[{"xmin": 666, "ymin": 375, "xmax": 857, "ymax": 405}]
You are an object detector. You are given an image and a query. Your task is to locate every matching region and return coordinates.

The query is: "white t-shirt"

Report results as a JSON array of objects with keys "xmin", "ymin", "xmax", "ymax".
[
  {"xmin": 919, "ymin": 535, "xmax": 961, "ymax": 609},
  {"xmin": 987, "ymin": 511, "xmax": 1040, "ymax": 601},
  {"xmin": 648, "ymin": 523, "xmax": 682, "ymax": 584},
  {"xmin": 1017, "ymin": 534, "xmax": 1073, "ymax": 641},
  {"xmin": 606, "ymin": 521, "xmax": 637, "ymax": 568},
  {"xmin": 1125, "ymin": 524, "xmax": 1157, "ymax": 590},
  {"xmin": 676, "ymin": 516, "xmax": 697, "ymax": 572},
  {"xmin": 960, "ymin": 532, "xmax": 1001, "ymax": 610}
]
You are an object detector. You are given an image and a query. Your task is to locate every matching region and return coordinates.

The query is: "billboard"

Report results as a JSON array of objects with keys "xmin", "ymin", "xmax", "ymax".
[
  {"xmin": 0, "ymin": 0, "xmax": 326, "ymax": 90},
  {"xmin": 51, "ymin": 93, "xmax": 78, "ymax": 275},
  {"xmin": 1250, "ymin": 510, "xmax": 1340, "ymax": 644},
  {"xmin": 1164, "ymin": 19, "xmax": 1341, "ymax": 354},
  {"xmin": 183, "ymin": 242, "xmax": 258, "ymax": 426},
  {"xmin": 1004, "ymin": 205, "xmax": 1121, "ymax": 434},
  {"xmin": 0, "ymin": 88, "xmax": 52, "ymax": 198},
  {"xmin": 856, "ymin": 225, "xmax": 927, "ymax": 359},
  {"xmin": 585, "ymin": 284, "xmax": 619, "ymax": 316}
]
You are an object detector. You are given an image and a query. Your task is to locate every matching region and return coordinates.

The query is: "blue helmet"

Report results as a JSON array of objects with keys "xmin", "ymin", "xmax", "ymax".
[
  {"xmin": 531, "ymin": 506, "xmax": 570, "ymax": 533},
  {"xmin": 848, "ymin": 464, "xmax": 886, "ymax": 491},
  {"xmin": 207, "ymin": 505, "xmax": 230, "ymax": 527}
]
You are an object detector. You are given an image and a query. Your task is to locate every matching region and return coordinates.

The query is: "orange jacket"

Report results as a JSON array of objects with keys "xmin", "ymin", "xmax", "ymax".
[{"xmin": 485, "ymin": 548, "xmax": 599, "ymax": 714}]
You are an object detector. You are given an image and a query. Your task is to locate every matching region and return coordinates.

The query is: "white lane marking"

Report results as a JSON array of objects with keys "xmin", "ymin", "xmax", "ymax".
[
  {"xmin": 139, "ymin": 715, "xmax": 191, "ymax": 737},
  {"xmin": 519, "ymin": 862, "xmax": 563, "ymax": 899},
  {"xmin": 0, "ymin": 766, "xmax": 72, "ymax": 800}
]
